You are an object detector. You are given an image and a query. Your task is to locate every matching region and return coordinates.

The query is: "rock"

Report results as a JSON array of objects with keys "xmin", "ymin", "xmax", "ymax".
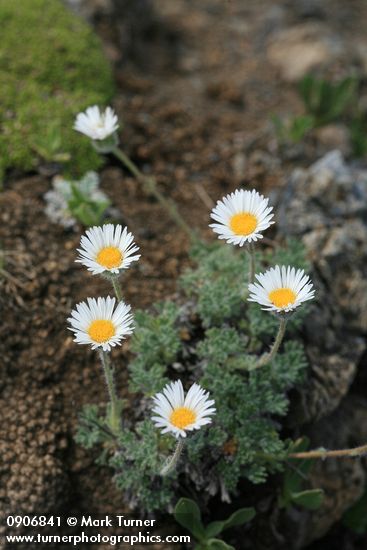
[
  {"xmin": 288, "ymin": 458, "xmax": 365, "ymax": 547},
  {"xmin": 267, "ymin": 23, "xmax": 342, "ymax": 81},
  {"xmin": 293, "ymin": 397, "xmax": 367, "ymax": 546},
  {"xmin": 255, "ymin": 396, "xmax": 367, "ymax": 549},
  {"xmin": 278, "ymin": 150, "xmax": 367, "ymax": 422},
  {"xmin": 314, "ymin": 124, "xmax": 351, "ymax": 156},
  {"xmin": 280, "ymin": 150, "xmax": 367, "ymax": 237}
]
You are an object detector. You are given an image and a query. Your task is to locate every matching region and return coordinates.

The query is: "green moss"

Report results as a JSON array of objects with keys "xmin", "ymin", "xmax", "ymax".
[{"xmin": 0, "ymin": 0, "xmax": 115, "ymax": 180}]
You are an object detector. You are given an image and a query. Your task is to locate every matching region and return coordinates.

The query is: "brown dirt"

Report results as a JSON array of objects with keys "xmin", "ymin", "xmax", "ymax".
[{"xmin": 2, "ymin": 0, "xmax": 367, "ymax": 549}]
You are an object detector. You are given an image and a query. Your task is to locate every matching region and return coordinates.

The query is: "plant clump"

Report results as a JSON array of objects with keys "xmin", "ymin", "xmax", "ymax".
[
  {"xmin": 77, "ymin": 239, "xmax": 311, "ymax": 511},
  {"xmin": 273, "ymin": 73, "xmax": 367, "ymax": 156},
  {"xmin": 44, "ymin": 172, "xmax": 111, "ymax": 228},
  {"xmin": 71, "ymin": 109, "xmax": 320, "ymax": 516}
]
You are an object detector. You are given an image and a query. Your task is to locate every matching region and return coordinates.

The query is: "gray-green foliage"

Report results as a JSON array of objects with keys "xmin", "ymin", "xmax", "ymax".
[
  {"xmin": 180, "ymin": 242, "xmax": 247, "ymax": 326},
  {"xmin": 128, "ymin": 303, "xmax": 180, "ymax": 395},
  {"xmin": 76, "ymin": 239, "xmax": 311, "ymax": 511}
]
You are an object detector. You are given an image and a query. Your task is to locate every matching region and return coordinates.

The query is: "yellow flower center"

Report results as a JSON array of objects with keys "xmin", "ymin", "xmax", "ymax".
[
  {"xmin": 88, "ymin": 320, "xmax": 115, "ymax": 343},
  {"xmin": 269, "ymin": 288, "xmax": 296, "ymax": 308},
  {"xmin": 170, "ymin": 407, "xmax": 196, "ymax": 429},
  {"xmin": 229, "ymin": 212, "xmax": 258, "ymax": 236},
  {"xmin": 96, "ymin": 246, "xmax": 123, "ymax": 269}
]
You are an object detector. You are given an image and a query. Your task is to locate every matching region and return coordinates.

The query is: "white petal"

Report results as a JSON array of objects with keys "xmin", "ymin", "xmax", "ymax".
[
  {"xmin": 68, "ymin": 296, "xmax": 134, "ymax": 349},
  {"xmin": 248, "ymin": 265, "xmax": 315, "ymax": 312},
  {"xmin": 76, "ymin": 223, "xmax": 140, "ymax": 275}
]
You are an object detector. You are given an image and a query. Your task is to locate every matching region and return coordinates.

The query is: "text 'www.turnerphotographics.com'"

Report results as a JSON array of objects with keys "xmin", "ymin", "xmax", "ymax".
[{"xmin": 3, "ymin": 515, "xmax": 191, "ymax": 547}]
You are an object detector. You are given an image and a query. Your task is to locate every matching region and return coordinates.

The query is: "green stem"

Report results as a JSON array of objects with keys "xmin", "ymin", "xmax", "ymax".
[
  {"xmin": 98, "ymin": 349, "xmax": 121, "ymax": 435},
  {"xmin": 257, "ymin": 317, "xmax": 287, "ymax": 368},
  {"xmin": 160, "ymin": 439, "xmax": 185, "ymax": 476},
  {"xmin": 112, "ymin": 147, "xmax": 197, "ymax": 242},
  {"xmin": 111, "ymin": 276, "xmax": 123, "ymax": 302},
  {"xmin": 247, "ymin": 244, "xmax": 255, "ymax": 285},
  {"xmin": 112, "ymin": 148, "xmax": 141, "ymax": 178}
]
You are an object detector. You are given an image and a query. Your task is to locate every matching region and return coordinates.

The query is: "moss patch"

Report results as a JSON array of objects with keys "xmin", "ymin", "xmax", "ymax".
[{"xmin": 0, "ymin": 0, "xmax": 115, "ymax": 180}]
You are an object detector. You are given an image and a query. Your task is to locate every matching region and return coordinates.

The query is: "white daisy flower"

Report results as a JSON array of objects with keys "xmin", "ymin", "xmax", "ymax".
[
  {"xmin": 74, "ymin": 106, "xmax": 119, "ymax": 140},
  {"xmin": 210, "ymin": 189, "xmax": 274, "ymax": 246},
  {"xmin": 76, "ymin": 224, "xmax": 141, "ymax": 275},
  {"xmin": 248, "ymin": 265, "xmax": 315, "ymax": 313},
  {"xmin": 68, "ymin": 296, "xmax": 134, "ymax": 351},
  {"xmin": 152, "ymin": 380, "xmax": 216, "ymax": 439}
]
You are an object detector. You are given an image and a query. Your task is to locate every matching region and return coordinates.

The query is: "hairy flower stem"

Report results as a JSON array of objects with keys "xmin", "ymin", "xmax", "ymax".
[
  {"xmin": 112, "ymin": 148, "xmax": 197, "ymax": 242},
  {"xmin": 256, "ymin": 443, "xmax": 367, "ymax": 463},
  {"xmin": 160, "ymin": 439, "xmax": 185, "ymax": 476},
  {"xmin": 289, "ymin": 443, "xmax": 367, "ymax": 460},
  {"xmin": 246, "ymin": 245, "xmax": 255, "ymax": 285},
  {"xmin": 98, "ymin": 349, "xmax": 121, "ymax": 435},
  {"xmin": 257, "ymin": 317, "xmax": 287, "ymax": 368},
  {"xmin": 111, "ymin": 276, "xmax": 123, "ymax": 302}
]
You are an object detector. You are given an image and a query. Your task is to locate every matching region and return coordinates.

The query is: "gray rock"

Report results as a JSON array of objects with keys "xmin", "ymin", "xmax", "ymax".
[
  {"xmin": 278, "ymin": 150, "xmax": 367, "ymax": 422},
  {"xmin": 292, "ymin": 397, "xmax": 367, "ymax": 547}
]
